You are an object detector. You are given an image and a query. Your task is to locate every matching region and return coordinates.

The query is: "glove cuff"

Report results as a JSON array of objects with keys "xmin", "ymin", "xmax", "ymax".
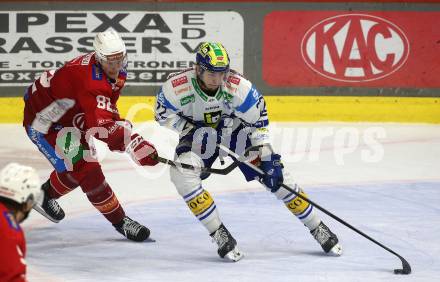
[{"xmin": 260, "ymin": 144, "xmax": 274, "ymax": 161}]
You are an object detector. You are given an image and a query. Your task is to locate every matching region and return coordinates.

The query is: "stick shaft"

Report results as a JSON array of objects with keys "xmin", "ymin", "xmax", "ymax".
[{"xmin": 216, "ymin": 144, "xmax": 410, "ymax": 271}]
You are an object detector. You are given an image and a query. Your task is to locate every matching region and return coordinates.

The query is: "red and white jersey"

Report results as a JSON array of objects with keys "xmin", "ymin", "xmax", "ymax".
[
  {"xmin": 0, "ymin": 203, "xmax": 27, "ymax": 282},
  {"xmin": 23, "ymin": 53, "xmax": 127, "ymax": 135}
]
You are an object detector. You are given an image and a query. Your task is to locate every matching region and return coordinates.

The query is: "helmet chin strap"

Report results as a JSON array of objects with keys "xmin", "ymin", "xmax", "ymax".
[{"xmin": 20, "ymin": 209, "xmax": 31, "ymax": 223}]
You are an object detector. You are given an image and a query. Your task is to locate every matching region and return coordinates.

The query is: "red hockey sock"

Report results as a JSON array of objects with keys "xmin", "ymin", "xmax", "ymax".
[
  {"xmin": 47, "ymin": 171, "xmax": 79, "ymax": 199},
  {"xmin": 80, "ymin": 169, "xmax": 125, "ymax": 224}
]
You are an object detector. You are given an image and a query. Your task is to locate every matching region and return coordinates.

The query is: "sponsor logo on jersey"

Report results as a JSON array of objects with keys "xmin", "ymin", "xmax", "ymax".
[
  {"xmin": 203, "ymin": 110, "xmax": 222, "ymax": 127},
  {"xmin": 108, "ymin": 123, "xmax": 120, "ymax": 134},
  {"xmin": 31, "ymin": 98, "xmax": 76, "ymax": 134},
  {"xmin": 171, "ymin": 76, "xmax": 188, "ymax": 88},
  {"xmin": 81, "ymin": 53, "xmax": 93, "ymax": 65},
  {"xmin": 180, "ymin": 94, "xmax": 195, "ymax": 106},
  {"xmin": 227, "ymin": 76, "xmax": 240, "ymax": 85},
  {"xmin": 92, "ymin": 64, "xmax": 103, "ymax": 80},
  {"xmin": 175, "ymin": 85, "xmax": 191, "ymax": 95},
  {"xmin": 205, "ymin": 105, "xmax": 220, "ymax": 111},
  {"xmin": 301, "ymin": 14, "xmax": 409, "ymax": 82},
  {"xmin": 97, "ymin": 118, "xmax": 113, "ymax": 126},
  {"xmin": 3, "ymin": 211, "xmax": 20, "ymax": 231}
]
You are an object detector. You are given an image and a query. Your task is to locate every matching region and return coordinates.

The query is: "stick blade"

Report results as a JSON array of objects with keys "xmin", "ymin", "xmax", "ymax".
[{"xmin": 394, "ymin": 258, "xmax": 411, "ymax": 275}]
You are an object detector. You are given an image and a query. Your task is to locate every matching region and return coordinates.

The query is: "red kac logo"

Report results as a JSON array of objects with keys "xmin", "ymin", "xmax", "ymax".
[{"xmin": 301, "ymin": 14, "xmax": 410, "ymax": 82}]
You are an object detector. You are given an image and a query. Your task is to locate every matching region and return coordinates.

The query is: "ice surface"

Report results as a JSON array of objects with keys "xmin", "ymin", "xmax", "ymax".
[{"xmin": 1, "ymin": 122, "xmax": 439, "ymax": 281}]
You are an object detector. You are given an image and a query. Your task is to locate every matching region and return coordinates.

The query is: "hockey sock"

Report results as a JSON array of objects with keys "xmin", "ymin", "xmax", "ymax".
[
  {"xmin": 183, "ymin": 186, "xmax": 221, "ymax": 234},
  {"xmin": 80, "ymin": 169, "xmax": 125, "ymax": 224},
  {"xmin": 282, "ymin": 187, "xmax": 321, "ymax": 231}
]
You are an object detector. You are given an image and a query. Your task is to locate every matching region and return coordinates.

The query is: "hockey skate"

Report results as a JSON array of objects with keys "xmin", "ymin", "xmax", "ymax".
[
  {"xmin": 113, "ymin": 216, "xmax": 150, "ymax": 242},
  {"xmin": 33, "ymin": 180, "xmax": 65, "ymax": 223},
  {"xmin": 311, "ymin": 221, "xmax": 342, "ymax": 256},
  {"xmin": 210, "ymin": 224, "xmax": 244, "ymax": 262}
]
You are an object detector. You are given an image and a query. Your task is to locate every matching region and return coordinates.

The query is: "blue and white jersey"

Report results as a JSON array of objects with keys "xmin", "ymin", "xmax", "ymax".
[{"xmin": 154, "ymin": 68, "xmax": 270, "ymax": 146}]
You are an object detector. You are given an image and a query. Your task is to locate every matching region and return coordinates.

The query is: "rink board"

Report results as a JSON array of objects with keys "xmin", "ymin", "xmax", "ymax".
[{"xmin": 1, "ymin": 96, "xmax": 439, "ymax": 124}]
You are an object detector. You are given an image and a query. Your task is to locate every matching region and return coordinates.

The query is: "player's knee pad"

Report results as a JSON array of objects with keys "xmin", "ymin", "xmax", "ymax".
[{"xmin": 170, "ymin": 151, "xmax": 203, "ymax": 197}]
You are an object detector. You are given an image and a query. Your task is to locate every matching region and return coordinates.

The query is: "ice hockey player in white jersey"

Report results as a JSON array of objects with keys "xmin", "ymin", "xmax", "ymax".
[{"xmin": 154, "ymin": 42, "xmax": 342, "ymax": 261}]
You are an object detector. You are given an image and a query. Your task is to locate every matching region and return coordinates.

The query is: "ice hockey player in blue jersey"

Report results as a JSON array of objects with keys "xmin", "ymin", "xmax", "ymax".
[{"xmin": 154, "ymin": 42, "xmax": 342, "ymax": 261}]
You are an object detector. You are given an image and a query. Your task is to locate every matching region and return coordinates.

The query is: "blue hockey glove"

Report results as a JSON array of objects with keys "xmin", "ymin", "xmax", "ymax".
[{"xmin": 260, "ymin": 153, "xmax": 284, "ymax": 192}]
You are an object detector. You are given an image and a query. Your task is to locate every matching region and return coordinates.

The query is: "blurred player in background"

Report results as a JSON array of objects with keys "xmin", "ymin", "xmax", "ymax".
[
  {"xmin": 23, "ymin": 29, "xmax": 158, "ymax": 242},
  {"xmin": 0, "ymin": 163, "xmax": 41, "ymax": 282},
  {"xmin": 155, "ymin": 42, "xmax": 342, "ymax": 261}
]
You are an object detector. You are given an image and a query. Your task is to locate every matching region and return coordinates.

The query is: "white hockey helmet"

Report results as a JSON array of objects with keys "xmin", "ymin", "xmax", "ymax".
[
  {"xmin": 93, "ymin": 28, "xmax": 127, "ymax": 71},
  {"xmin": 0, "ymin": 163, "xmax": 41, "ymax": 205}
]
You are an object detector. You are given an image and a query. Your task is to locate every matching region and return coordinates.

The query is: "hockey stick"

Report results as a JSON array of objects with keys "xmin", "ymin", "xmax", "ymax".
[
  {"xmin": 155, "ymin": 156, "xmax": 238, "ymax": 175},
  {"xmin": 155, "ymin": 145, "xmax": 261, "ymax": 176},
  {"xmin": 156, "ymin": 119, "xmax": 410, "ymax": 273},
  {"xmin": 216, "ymin": 143, "xmax": 411, "ymax": 275}
]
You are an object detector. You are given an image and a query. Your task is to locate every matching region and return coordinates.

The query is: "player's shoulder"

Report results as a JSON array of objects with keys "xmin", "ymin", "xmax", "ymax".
[
  {"xmin": 64, "ymin": 53, "xmax": 102, "ymax": 79},
  {"xmin": 161, "ymin": 67, "xmax": 195, "ymax": 100},
  {"xmin": 70, "ymin": 54, "xmax": 112, "ymax": 96},
  {"xmin": 56, "ymin": 53, "xmax": 95, "ymax": 86},
  {"xmin": 67, "ymin": 52, "xmax": 95, "ymax": 67},
  {"xmin": 224, "ymin": 69, "xmax": 253, "ymax": 99},
  {"xmin": 63, "ymin": 53, "xmax": 94, "ymax": 74},
  {"xmin": 164, "ymin": 68, "xmax": 194, "ymax": 89}
]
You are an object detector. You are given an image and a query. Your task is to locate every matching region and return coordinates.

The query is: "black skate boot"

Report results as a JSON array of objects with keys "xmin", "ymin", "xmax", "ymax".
[
  {"xmin": 33, "ymin": 180, "xmax": 65, "ymax": 223},
  {"xmin": 311, "ymin": 221, "xmax": 342, "ymax": 256},
  {"xmin": 113, "ymin": 216, "xmax": 150, "ymax": 242},
  {"xmin": 210, "ymin": 224, "xmax": 243, "ymax": 262}
]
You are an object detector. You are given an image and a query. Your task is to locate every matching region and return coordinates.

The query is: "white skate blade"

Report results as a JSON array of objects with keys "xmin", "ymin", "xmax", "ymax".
[
  {"xmin": 33, "ymin": 205, "xmax": 60, "ymax": 223},
  {"xmin": 223, "ymin": 247, "xmax": 244, "ymax": 262},
  {"xmin": 327, "ymin": 243, "xmax": 343, "ymax": 256}
]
